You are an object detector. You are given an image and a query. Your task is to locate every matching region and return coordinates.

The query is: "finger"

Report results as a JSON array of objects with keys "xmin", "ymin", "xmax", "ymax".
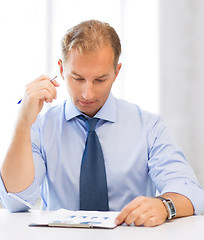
[
  {"xmin": 39, "ymin": 75, "xmax": 60, "ymax": 87},
  {"xmin": 29, "ymin": 89, "xmax": 53, "ymax": 103},
  {"xmin": 124, "ymin": 208, "xmax": 145, "ymax": 225},
  {"xmin": 143, "ymin": 216, "xmax": 159, "ymax": 227},
  {"xmin": 133, "ymin": 210, "xmax": 151, "ymax": 226},
  {"xmin": 35, "ymin": 74, "xmax": 51, "ymax": 82},
  {"xmin": 125, "ymin": 200, "xmax": 151, "ymax": 226},
  {"xmin": 29, "ymin": 75, "xmax": 59, "ymax": 91},
  {"xmin": 142, "ymin": 208, "xmax": 167, "ymax": 227},
  {"xmin": 47, "ymin": 81, "xmax": 58, "ymax": 99},
  {"xmin": 51, "ymin": 79, "xmax": 60, "ymax": 87},
  {"xmin": 115, "ymin": 197, "xmax": 144, "ymax": 225},
  {"xmin": 26, "ymin": 81, "xmax": 57, "ymax": 100},
  {"xmin": 115, "ymin": 204, "xmax": 135, "ymax": 225}
]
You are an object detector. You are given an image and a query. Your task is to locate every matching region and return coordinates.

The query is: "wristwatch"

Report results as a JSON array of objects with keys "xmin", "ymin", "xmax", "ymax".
[{"xmin": 156, "ymin": 196, "xmax": 176, "ymax": 220}]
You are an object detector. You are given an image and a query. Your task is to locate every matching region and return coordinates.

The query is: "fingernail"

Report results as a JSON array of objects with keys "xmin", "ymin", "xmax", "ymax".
[{"xmin": 115, "ymin": 219, "xmax": 120, "ymax": 225}]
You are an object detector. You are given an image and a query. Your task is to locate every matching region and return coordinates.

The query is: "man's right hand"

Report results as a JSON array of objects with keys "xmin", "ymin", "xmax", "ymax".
[
  {"xmin": 1, "ymin": 75, "xmax": 60, "ymax": 193},
  {"xmin": 19, "ymin": 75, "xmax": 60, "ymax": 127}
]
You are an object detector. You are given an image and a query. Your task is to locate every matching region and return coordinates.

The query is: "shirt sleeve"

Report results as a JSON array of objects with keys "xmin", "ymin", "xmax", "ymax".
[
  {"xmin": 0, "ymin": 174, "xmax": 39, "ymax": 212},
  {"xmin": 147, "ymin": 115, "xmax": 204, "ymax": 215},
  {"xmin": 0, "ymin": 119, "xmax": 46, "ymax": 212}
]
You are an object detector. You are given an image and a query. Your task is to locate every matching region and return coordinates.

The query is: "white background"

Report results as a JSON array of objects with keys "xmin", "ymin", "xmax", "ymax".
[{"xmin": 0, "ymin": 0, "xmax": 159, "ymax": 165}]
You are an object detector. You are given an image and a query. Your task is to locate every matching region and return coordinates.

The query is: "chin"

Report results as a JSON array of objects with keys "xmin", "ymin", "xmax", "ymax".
[{"xmin": 76, "ymin": 102, "xmax": 100, "ymax": 116}]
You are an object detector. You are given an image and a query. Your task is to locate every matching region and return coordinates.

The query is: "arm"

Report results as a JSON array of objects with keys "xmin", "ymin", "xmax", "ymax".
[
  {"xmin": 1, "ymin": 75, "xmax": 60, "ymax": 193},
  {"xmin": 115, "ymin": 193, "xmax": 193, "ymax": 227},
  {"xmin": 116, "ymin": 115, "xmax": 203, "ymax": 227}
]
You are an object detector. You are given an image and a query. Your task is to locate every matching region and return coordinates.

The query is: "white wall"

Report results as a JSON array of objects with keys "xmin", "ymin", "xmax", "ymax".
[
  {"xmin": 160, "ymin": 0, "xmax": 204, "ymax": 188},
  {"xmin": 0, "ymin": 0, "xmax": 159, "ymax": 166}
]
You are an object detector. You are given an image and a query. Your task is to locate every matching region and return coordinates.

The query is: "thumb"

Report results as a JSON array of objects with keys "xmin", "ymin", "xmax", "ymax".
[{"xmin": 52, "ymin": 80, "xmax": 60, "ymax": 87}]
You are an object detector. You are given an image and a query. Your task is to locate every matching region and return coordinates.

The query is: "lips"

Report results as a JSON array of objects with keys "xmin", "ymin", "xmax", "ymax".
[{"xmin": 79, "ymin": 100, "xmax": 96, "ymax": 106}]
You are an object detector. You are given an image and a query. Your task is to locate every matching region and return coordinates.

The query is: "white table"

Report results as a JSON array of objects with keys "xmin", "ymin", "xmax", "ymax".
[{"xmin": 0, "ymin": 209, "xmax": 204, "ymax": 240}]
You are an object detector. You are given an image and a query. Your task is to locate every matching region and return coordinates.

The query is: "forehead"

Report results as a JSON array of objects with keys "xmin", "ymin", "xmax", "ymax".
[
  {"xmin": 64, "ymin": 45, "xmax": 115, "ymax": 73},
  {"xmin": 65, "ymin": 44, "xmax": 114, "ymax": 63}
]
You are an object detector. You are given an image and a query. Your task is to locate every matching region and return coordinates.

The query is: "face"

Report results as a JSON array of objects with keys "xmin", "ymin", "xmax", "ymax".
[{"xmin": 58, "ymin": 45, "xmax": 121, "ymax": 117}]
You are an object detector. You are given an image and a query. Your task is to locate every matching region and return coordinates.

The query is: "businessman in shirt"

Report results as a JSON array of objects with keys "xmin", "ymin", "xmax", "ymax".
[{"xmin": 1, "ymin": 20, "xmax": 204, "ymax": 227}]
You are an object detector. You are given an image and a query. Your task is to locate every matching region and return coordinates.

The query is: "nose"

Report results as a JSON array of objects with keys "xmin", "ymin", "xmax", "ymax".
[{"xmin": 82, "ymin": 81, "xmax": 95, "ymax": 101}]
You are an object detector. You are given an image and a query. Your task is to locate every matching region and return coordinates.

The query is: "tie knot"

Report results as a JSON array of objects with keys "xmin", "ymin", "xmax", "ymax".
[
  {"xmin": 86, "ymin": 118, "xmax": 99, "ymax": 132},
  {"xmin": 78, "ymin": 115, "xmax": 99, "ymax": 132}
]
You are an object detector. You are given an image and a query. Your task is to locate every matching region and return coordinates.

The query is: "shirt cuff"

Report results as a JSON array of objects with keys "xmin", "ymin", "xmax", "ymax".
[
  {"xmin": 0, "ymin": 174, "xmax": 40, "ymax": 212},
  {"xmin": 160, "ymin": 179, "xmax": 204, "ymax": 215}
]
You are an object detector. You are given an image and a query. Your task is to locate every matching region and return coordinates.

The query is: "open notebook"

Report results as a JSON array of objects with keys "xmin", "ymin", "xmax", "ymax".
[{"xmin": 29, "ymin": 209, "xmax": 120, "ymax": 229}]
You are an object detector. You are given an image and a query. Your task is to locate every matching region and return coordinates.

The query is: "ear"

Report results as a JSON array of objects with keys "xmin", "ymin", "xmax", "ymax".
[
  {"xmin": 114, "ymin": 63, "xmax": 122, "ymax": 81},
  {"xmin": 58, "ymin": 59, "xmax": 64, "ymax": 80}
]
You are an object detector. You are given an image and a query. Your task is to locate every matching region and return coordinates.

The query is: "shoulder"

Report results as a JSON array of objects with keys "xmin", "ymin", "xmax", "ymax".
[
  {"xmin": 32, "ymin": 101, "xmax": 66, "ymax": 130},
  {"xmin": 40, "ymin": 101, "xmax": 66, "ymax": 118},
  {"xmin": 115, "ymin": 97, "xmax": 161, "ymax": 126}
]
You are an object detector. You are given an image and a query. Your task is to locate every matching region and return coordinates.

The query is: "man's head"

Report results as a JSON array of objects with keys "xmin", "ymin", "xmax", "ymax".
[
  {"xmin": 58, "ymin": 20, "xmax": 122, "ymax": 117},
  {"xmin": 61, "ymin": 20, "xmax": 121, "ymax": 69}
]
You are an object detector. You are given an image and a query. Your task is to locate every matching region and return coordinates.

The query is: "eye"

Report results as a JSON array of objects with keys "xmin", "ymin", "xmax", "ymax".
[
  {"xmin": 95, "ymin": 79, "xmax": 106, "ymax": 83},
  {"xmin": 73, "ymin": 77, "xmax": 84, "ymax": 81}
]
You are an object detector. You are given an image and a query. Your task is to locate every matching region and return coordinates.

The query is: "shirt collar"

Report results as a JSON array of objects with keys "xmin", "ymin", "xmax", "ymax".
[{"xmin": 64, "ymin": 93, "xmax": 117, "ymax": 123}]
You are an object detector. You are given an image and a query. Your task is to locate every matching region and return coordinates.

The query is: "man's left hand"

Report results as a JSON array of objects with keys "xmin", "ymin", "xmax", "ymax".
[{"xmin": 115, "ymin": 196, "xmax": 168, "ymax": 227}]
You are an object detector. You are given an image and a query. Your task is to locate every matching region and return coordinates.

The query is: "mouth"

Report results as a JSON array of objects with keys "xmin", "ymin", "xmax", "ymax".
[{"xmin": 79, "ymin": 100, "xmax": 96, "ymax": 106}]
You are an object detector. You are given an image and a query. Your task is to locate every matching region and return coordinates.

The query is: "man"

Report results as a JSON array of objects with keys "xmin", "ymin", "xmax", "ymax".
[{"xmin": 0, "ymin": 20, "xmax": 204, "ymax": 227}]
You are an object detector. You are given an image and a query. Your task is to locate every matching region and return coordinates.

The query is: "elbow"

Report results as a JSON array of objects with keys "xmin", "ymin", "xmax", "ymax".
[
  {"xmin": 6, "ymin": 204, "xmax": 30, "ymax": 213},
  {"xmin": 0, "ymin": 196, "xmax": 31, "ymax": 213}
]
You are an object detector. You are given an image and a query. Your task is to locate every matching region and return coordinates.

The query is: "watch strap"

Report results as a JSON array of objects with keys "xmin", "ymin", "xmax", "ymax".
[{"xmin": 156, "ymin": 196, "xmax": 176, "ymax": 220}]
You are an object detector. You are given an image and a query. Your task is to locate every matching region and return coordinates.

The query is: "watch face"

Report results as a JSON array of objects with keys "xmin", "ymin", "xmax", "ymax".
[
  {"xmin": 166, "ymin": 199, "xmax": 176, "ymax": 218},
  {"xmin": 170, "ymin": 203, "xmax": 176, "ymax": 213}
]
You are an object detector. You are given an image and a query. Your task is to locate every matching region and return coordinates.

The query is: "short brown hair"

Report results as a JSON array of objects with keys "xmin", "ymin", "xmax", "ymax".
[{"xmin": 61, "ymin": 20, "xmax": 121, "ymax": 68}]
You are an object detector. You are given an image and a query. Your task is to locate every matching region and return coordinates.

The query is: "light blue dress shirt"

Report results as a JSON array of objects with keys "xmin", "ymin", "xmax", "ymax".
[{"xmin": 1, "ymin": 93, "xmax": 204, "ymax": 214}]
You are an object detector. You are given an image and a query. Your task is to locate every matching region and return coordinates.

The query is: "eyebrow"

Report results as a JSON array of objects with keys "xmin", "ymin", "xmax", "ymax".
[
  {"xmin": 71, "ymin": 71, "xmax": 110, "ymax": 79},
  {"xmin": 71, "ymin": 72, "xmax": 83, "ymax": 78},
  {"xmin": 96, "ymin": 74, "xmax": 110, "ymax": 79}
]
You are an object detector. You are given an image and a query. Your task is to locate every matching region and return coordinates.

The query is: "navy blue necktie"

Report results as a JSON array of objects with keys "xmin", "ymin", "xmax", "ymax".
[{"xmin": 78, "ymin": 115, "xmax": 109, "ymax": 211}]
